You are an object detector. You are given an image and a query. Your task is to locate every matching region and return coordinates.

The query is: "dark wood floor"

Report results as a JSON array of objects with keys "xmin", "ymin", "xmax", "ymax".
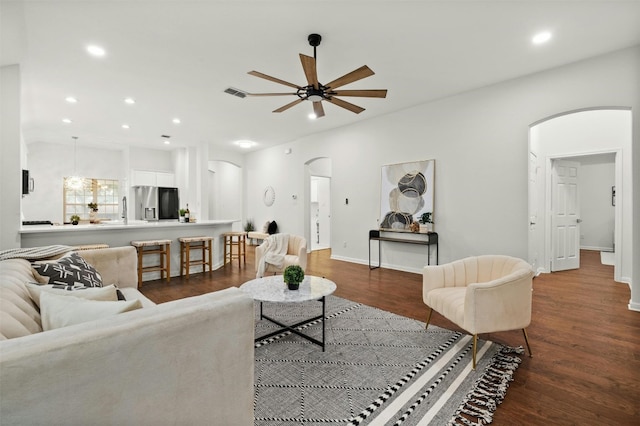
[{"xmin": 140, "ymin": 248, "xmax": 640, "ymax": 425}]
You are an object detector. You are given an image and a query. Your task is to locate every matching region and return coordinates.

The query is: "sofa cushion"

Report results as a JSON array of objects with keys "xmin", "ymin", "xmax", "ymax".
[
  {"xmin": 32, "ymin": 252, "xmax": 102, "ymax": 287},
  {"xmin": 0, "ymin": 259, "xmax": 43, "ymax": 340},
  {"xmin": 40, "ymin": 292, "xmax": 142, "ymax": 331},
  {"xmin": 26, "ymin": 283, "xmax": 119, "ymax": 307}
]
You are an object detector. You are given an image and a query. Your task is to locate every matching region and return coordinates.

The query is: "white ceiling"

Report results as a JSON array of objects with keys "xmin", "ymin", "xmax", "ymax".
[{"xmin": 3, "ymin": 0, "xmax": 640, "ymax": 152}]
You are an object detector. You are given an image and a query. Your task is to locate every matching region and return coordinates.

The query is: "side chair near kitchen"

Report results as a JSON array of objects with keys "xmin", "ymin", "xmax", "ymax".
[
  {"xmin": 255, "ymin": 234, "xmax": 307, "ymax": 278},
  {"xmin": 422, "ymin": 255, "xmax": 534, "ymax": 369}
]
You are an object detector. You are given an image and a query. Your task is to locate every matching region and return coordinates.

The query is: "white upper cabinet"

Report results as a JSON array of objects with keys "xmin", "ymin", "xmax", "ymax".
[
  {"xmin": 156, "ymin": 172, "xmax": 175, "ymax": 187},
  {"xmin": 131, "ymin": 170, "xmax": 175, "ymax": 187}
]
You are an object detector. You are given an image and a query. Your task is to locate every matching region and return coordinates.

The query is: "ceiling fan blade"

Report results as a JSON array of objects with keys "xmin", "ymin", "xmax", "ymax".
[
  {"xmin": 248, "ymin": 71, "xmax": 301, "ymax": 90},
  {"xmin": 299, "ymin": 54, "xmax": 319, "ymax": 90},
  {"xmin": 326, "ymin": 97, "xmax": 365, "ymax": 114},
  {"xmin": 313, "ymin": 101, "xmax": 325, "ymax": 118},
  {"xmin": 330, "ymin": 89, "xmax": 387, "ymax": 98},
  {"xmin": 246, "ymin": 92, "xmax": 298, "ymax": 97},
  {"xmin": 273, "ymin": 98, "xmax": 304, "ymax": 113},
  {"xmin": 325, "ymin": 65, "xmax": 375, "ymax": 90}
]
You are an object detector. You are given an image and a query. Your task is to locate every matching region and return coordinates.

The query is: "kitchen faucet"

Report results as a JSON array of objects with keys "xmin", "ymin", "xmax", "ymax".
[{"xmin": 122, "ymin": 196, "xmax": 128, "ymax": 224}]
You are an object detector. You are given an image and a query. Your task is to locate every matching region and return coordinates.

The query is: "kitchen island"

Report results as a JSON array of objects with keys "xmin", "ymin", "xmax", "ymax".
[{"xmin": 20, "ymin": 220, "xmax": 238, "ymax": 281}]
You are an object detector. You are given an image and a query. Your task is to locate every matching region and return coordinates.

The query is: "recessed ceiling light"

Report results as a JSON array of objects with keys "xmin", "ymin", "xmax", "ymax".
[
  {"xmin": 87, "ymin": 45, "xmax": 106, "ymax": 57},
  {"xmin": 164, "ymin": 140, "xmax": 171, "ymax": 145},
  {"xmin": 234, "ymin": 140, "xmax": 256, "ymax": 149},
  {"xmin": 121, "ymin": 124, "xmax": 130, "ymax": 129},
  {"xmin": 172, "ymin": 118, "xmax": 181, "ymax": 124},
  {"xmin": 124, "ymin": 97, "xmax": 136, "ymax": 104},
  {"xmin": 308, "ymin": 113, "xmax": 317, "ymax": 120},
  {"xmin": 532, "ymin": 31, "xmax": 552, "ymax": 45},
  {"xmin": 62, "ymin": 118, "xmax": 72, "ymax": 124},
  {"xmin": 65, "ymin": 96, "xmax": 78, "ymax": 103}
]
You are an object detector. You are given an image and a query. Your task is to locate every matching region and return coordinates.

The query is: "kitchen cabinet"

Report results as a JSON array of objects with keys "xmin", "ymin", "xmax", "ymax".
[{"xmin": 131, "ymin": 170, "xmax": 175, "ymax": 187}]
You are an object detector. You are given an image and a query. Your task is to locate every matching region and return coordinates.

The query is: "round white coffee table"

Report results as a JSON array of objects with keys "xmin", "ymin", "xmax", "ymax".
[{"xmin": 240, "ymin": 275, "xmax": 336, "ymax": 351}]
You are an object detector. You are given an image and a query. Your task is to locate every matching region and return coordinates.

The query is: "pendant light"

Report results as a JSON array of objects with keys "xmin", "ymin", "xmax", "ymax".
[{"xmin": 65, "ymin": 136, "xmax": 85, "ymax": 190}]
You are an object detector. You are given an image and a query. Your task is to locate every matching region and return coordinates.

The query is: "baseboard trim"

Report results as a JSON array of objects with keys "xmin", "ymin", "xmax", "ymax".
[
  {"xmin": 329, "ymin": 254, "xmax": 423, "ymax": 274},
  {"xmin": 580, "ymin": 245, "xmax": 614, "ymax": 252},
  {"xmin": 628, "ymin": 300, "xmax": 640, "ymax": 312}
]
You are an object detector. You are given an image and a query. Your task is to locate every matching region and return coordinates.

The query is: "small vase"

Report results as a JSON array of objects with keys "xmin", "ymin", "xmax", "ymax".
[
  {"xmin": 72, "ymin": 221, "xmax": 79, "ymax": 225},
  {"xmin": 287, "ymin": 282, "xmax": 300, "ymax": 291},
  {"xmin": 89, "ymin": 211, "xmax": 98, "ymax": 223}
]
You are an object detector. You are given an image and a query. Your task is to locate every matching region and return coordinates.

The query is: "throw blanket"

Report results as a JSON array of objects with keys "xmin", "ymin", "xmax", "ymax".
[
  {"xmin": 0, "ymin": 245, "xmax": 73, "ymax": 261},
  {"xmin": 256, "ymin": 234, "xmax": 289, "ymax": 278}
]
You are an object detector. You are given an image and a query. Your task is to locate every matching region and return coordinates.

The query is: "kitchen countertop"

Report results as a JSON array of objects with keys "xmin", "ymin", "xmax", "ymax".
[{"xmin": 20, "ymin": 220, "xmax": 238, "ymax": 233}]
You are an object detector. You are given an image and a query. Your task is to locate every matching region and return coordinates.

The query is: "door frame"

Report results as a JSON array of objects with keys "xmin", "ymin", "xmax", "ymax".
[{"xmin": 543, "ymin": 150, "xmax": 621, "ymax": 279}]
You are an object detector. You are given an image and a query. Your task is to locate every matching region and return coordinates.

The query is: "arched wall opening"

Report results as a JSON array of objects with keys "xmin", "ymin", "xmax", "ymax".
[
  {"xmin": 304, "ymin": 157, "xmax": 332, "ymax": 252},
  {"xmin": 528, "ymin": 108, "xmax": 632, "ymax": 287}
]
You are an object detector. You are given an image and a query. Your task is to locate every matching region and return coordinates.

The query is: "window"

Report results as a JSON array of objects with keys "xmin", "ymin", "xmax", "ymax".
[{"xmin": 63, "ymin": 178, "xmax": 120, "ymax": 222}]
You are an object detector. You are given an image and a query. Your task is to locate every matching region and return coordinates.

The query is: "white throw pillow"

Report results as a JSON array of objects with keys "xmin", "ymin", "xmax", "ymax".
[
  {"xmin": 40, "ymin": 291, "xmax": 142, "ymax": 331},
  {"xmin": 26, "ymin": 283, "xmax": 118, "ymax": 307}
]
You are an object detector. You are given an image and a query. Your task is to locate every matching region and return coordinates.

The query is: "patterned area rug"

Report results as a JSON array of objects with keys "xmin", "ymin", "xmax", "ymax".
[{"xmin": 253, "ymin": 296, "xmax": 522, "ymax": 425}]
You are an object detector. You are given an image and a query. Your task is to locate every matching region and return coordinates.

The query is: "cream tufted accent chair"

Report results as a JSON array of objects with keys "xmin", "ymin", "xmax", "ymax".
[
  {"xmin": 255, "ymin": 234, "xmax": 307, "ymax": 276},
  {"xmin": 423, "ymin": 255, "xmax": 534, "ymax": 369}
]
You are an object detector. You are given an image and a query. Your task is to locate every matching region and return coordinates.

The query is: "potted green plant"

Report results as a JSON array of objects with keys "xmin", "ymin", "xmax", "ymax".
[
  {"xmin": 283, "ymin": 265, "xmax": 304, "ymax": 290},
  {"xmin": 419, "ymin": 212, "xmax": 433, "ymax": 232},
  {"xmin": 70, "ymin": 214, "xmax": 81, "ymax": 225},
  {"xmin": 87, "ymin": 202, "xmax": 98, "ymax": 223},
  {"xmin": 179, "ymin": 209, "xmax": 186, "ymax": 223},
  {"xmin": 244, "ymin": 218, "xmax": 255, "ymax": 232}
]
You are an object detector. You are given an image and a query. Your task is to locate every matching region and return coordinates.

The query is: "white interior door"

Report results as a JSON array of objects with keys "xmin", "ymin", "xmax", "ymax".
[{"xmin": 551, "ymin": 159, "xmax": 581, "ymax": 271}]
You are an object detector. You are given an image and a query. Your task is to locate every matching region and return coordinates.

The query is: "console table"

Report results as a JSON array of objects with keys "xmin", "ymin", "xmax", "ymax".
[{"xmin": 368, "ymin": 229, "xmax": 439, "ymax": 269}]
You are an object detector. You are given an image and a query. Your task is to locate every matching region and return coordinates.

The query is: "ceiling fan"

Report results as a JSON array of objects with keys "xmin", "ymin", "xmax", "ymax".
[{"xmin": 247, "ymin": 34, "xmax": 387, "ymax": 118}]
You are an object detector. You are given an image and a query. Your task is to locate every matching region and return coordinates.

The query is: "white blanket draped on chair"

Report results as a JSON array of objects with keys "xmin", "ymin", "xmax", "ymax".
[{"xmin": 256, "ymin": 234, "xmax": 289, "ymax": 278}]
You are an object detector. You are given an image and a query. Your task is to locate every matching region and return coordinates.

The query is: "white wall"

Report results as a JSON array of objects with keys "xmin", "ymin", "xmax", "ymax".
[
  {"xmin": 208, "ymin": 160, "xmax": 242, "ymax": 230},
  {"xmin": 23, "ymin": 142, "xmax": 127, "ymax": 223},
  {"xmin": 577, "ymin": 154, "xmax": 615, "ymax": 251},
  {"xmin": 0, "ymin": 65, "xmax": 22, "ymax": 248},
  {"xmin": 129, "ymin": 147, "xmax": 173, "ymax": 172},
  {"xmin": 240, "ymin": 46, "xmax": 640, "ymax": 310}
]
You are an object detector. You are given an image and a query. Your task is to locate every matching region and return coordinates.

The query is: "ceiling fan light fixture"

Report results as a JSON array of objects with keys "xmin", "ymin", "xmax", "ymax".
[{"xmin": 246, "ymin": 33, "xmax": 386, "ymax": 117}]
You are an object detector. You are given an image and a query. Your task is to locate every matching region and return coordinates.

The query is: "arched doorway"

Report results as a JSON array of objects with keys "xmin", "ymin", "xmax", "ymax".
[
  {"xmin": 305, "ymin": 157, "xmax": 332, "ymax": 251},
  {"xmin": 528, "ymin": 108, "xmax": 631, "ymax": 283}
]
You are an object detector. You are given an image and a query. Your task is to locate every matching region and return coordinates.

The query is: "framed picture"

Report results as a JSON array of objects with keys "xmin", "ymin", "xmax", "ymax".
[{"xmin": 379, "ymin": 159, "xmax": 435, "ymax": 231}]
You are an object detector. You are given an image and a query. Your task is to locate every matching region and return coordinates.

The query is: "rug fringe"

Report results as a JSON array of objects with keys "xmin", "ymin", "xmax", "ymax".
[{"xmin": 447, "ymin": 345, "xmax": 523, "ymax": 425}]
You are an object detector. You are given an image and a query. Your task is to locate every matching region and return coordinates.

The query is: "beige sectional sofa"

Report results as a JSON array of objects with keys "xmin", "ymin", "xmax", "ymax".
[{"xmin": 0, "ymin": 246, "xmax": 254, "ymax": 425}]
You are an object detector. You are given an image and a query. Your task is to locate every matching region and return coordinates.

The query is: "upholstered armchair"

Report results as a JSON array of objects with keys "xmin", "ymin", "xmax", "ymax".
[
  {"xmin": 423, "ymin": 255, "xmax": 534, "ymax": 368},
  {"xmin": 255, "ymin": 234, "xmax": 307, "ymax": 277}
]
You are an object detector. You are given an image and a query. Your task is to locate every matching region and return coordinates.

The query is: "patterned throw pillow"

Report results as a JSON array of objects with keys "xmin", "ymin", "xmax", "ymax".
[{"xmin": 32, "ymin": 252, "xmax": 103, "ymax": 287}]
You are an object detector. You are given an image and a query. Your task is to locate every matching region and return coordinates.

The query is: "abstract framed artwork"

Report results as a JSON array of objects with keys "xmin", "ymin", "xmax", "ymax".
[{"xmin": 379, "ymin": 159, "xmax": 435, "ymax": 231}]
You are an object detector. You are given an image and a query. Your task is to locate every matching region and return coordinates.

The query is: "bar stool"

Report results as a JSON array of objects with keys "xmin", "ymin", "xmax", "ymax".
[
  {"xmin": 130, "ymin": 239, "xmax": 172, "ymax": 287},
  {"xmin": 222, "ymin": 231, "xmax": 246, "ymax": 268},
  {"xmin": 178, "ymin": 236, "xmax": 213, "ymax": 279}
]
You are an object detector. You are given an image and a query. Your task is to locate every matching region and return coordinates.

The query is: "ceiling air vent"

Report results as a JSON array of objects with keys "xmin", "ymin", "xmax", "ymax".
[{"xmin": 224, "ymin": 87, "xmax": 247, "ymax": 98}]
